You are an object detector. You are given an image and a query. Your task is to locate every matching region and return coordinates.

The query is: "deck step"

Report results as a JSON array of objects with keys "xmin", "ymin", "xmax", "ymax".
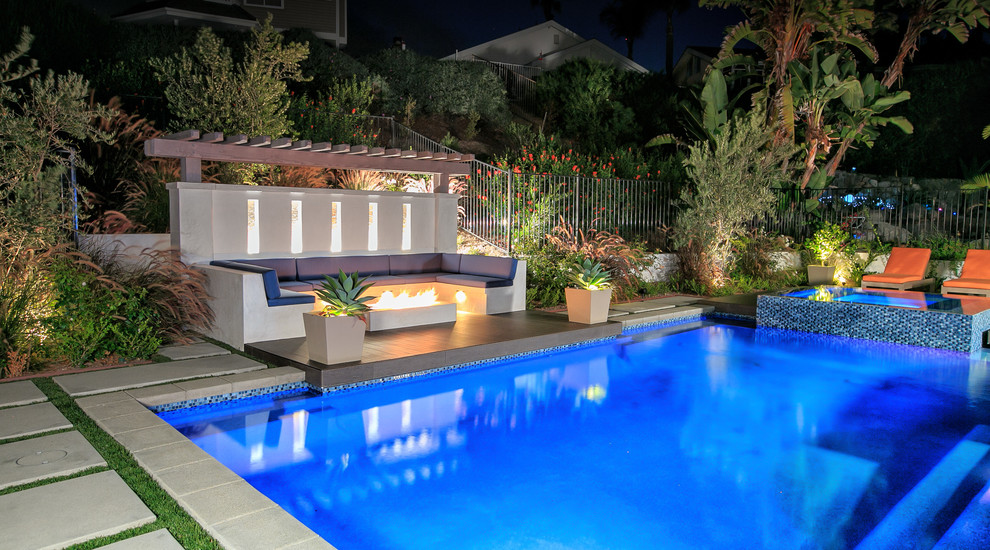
[
  {"xmin": 856, "ymin": 426, "xmax": 990, "ymax": 550},
  {"xmin": 932, "ymin": 479, "xmax": 990, "ymax": 549},
  {"xmin": 617, "ymin": 305, "xmax": 713, "ymax": 328}
]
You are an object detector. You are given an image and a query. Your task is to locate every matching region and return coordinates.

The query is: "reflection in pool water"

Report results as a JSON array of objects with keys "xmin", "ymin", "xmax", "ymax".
[{"xmin": 161, "ymin": 321, "xmax": 990, "ymax": 549}]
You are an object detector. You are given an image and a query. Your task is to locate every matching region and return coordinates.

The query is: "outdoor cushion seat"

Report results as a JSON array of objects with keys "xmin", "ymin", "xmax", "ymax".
[
  {"xmin": 389, "ymin": 253, "xmax": 443, "ymax": 275},
  {"xmin": 942, "ymin": 249, "xmax": 990, "ymax": 297},
  {"xmin": 297, "ymin": 255, "xmax": 390, "ymax": 280},
  {"xmin": 234, "ymin": 258, "xmax": 298, "ymax": 282},
  {"xmin": 267, "ymin": 289, "xmax": 315, "ymax": 306},
  {"xmin": 279, "ymin": 280, "xmax": 316, "ymax": 292},
  {"xmin": 457, "ymin": 254, "xmax": 517, "ymax": 280},
  {"xmin": 210, "ymin": 260, "xmax": 315, "ymax": 307},
  {"xmin": 387, "ymin": 273, "xmax": 442, "ymax": 284},
  {"xmin": 861, "ymin": 247, "xmax": 933, "ymax": 291},
  {"xmin": 435, "ymin": 273, "xmax": 513, "ymax": 288},
  {"xmin": 363, "ymin": 275, "xmax": 403, "ymax": 285}
]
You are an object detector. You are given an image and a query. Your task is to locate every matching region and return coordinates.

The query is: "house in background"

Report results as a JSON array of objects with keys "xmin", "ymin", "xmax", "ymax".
[
  {"xmin": 443, "ymin": 20, "xmax": 647, "ymax": 74},
  {"xmin": 113, "ymin": 0, "xmax": 347, "ymax": 46}
]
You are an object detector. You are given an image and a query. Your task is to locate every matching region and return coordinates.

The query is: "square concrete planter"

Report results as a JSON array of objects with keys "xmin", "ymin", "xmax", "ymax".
[
  {"xmin": 302, "ymin": 312, "xmax": 366, "ymax": 365},
  {"xmin": 807, "ymin": 265, "xmax": 836, "ymax": 286},
  {"xmin": 565, "ymin": 288, "xmax": 612, "ymax": 324}
]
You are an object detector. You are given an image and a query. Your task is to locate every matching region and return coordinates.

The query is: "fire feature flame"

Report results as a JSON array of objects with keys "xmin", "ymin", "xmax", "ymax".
[{"xmin": 370, "ymin": 288, "xmax": 440, "ymax": 310}]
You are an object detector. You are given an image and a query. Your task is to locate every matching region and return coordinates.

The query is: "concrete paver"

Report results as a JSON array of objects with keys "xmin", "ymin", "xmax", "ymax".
[
  {"xmin": 0, "ymin": 381, "xmax": 46, "ymax": 408},
  {"xmin": 158, "ymin": 341, "xmax": 230, "ymax": 361},
  {"xmin": 126, "ymin": 384, "xmax": 186, "ymax": 407},
  {"xmin": 54, "ymin": 354, "xmax": 266, "ymax": 397},
  {"xmin": 174, "ymin": 378, "xmax": 233, "ymax": 400},
  {"xmin": 101, "ymin": 529, "xmax": 184, "ymax": 550},
  {"xmin": 96, "ymin": 410, "xmax": 170, "ymax": 436},
  {"xmin": 212, "ymin": 507, "xmax": 330, "ymax": 550},
  {"xmin": 0, "ymin": 470, "xmax": 155, "ymax": 549},
  {"xmin": 131, "ymin": 440, "xmax": 214, "ymax": 472},
  {"xmin": 153, "ymin": 459, "xmax": 243, "ymax": 497},
  {"xmin": 0, "ymin": 402, "xmax": 72, "ymax": 440},
  {"xmin": 75, "ymin": 391, "xmax": 133, "ymax": 409},
  {"xmin": 0, "ymin": 430, "xmax": 106, "ymax": 490},
  {"xmin": 178, "ymin": 480, "xmax": 278, "ymax": 526},
  {"xmin": 113, "ymin": 425, "xmax": 190, "ymax": 453}
]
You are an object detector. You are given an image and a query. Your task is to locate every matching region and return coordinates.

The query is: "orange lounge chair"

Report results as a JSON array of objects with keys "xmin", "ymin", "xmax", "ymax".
[
  {"xmin": 861, "ymin": 247, "xmax": 934, "ymax": 291},
  {"xmin": 942, "ymin": 249, "xmax": 990, "ymax": 297}
]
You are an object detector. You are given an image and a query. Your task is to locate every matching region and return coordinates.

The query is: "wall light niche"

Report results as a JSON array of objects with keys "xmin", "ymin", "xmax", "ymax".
[
  {"xmin": 290, "ymin": 200, "xmax": 303, "ymax": 254},
  {"xmin": 368, "ymin": 202, "xmax": 379, "ymax": 251},
  {"xmin": 330, "ymin": 201, "xmax": 342, "ymax": 253},
  {"xmin": 401, "ymin": 203, "xmax": 412, "ymax": 251},
  {"xmin": 246, "ymin": 199, "xmax": 260, "ymax": 254}
]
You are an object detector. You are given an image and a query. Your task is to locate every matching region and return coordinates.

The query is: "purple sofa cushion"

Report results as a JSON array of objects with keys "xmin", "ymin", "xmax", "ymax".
[
  {"xmin": 458, "ymin": 255, "xmax": 517, "ymax": 280},
  {"xmin": 296, "ymin": 257, "xmax": 339, "ymax": 281},
  {"xmin": 389, "ymin": 253, "xmax": 442, "ymax": 275},
  {"xmin": 441, "ymin": 253, "xmax": 462, "ymax": 273},
  {"xmin": 436, "ymin": 274, "xmax": 513, "ymax": 288},
  {"xmin": 336, "ymin": 255, "xmax": 391, "ymax": 277}
]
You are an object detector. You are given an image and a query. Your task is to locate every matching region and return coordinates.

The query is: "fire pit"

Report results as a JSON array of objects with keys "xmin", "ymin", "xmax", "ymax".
[{"xmin": 363, "ymin": 287, "xmax": 457, "ymax": 331}]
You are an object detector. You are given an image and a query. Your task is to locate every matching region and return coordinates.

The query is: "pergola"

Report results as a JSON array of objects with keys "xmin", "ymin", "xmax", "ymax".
[{"xmin": 144, "ymin": 129, "xmax": 474, "ymax": 192}]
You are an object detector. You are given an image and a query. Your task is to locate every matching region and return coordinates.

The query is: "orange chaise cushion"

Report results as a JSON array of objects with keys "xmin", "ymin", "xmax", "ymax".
[
  {"xmin": 881, "ymin": 247, "xmax": 931, "ymax": 278},
  {"xmin": 862, "ymin": 273, "xmax": 926, "ymax": 284},
  {"xmin": 943, "ymin": 277, "xmax": 990, "ymax": 290},
  {"xmin": 959, "ymin": 249, "xmax": 990, "ymax": 279}
]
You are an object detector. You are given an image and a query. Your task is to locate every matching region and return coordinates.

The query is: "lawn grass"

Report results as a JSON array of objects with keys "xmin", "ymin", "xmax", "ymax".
[{"xmin": 32, "ymin": 378, "xmax": 220, "ymax": 550}]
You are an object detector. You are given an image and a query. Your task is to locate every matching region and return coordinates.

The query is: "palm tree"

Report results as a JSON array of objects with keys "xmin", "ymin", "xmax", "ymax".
[
  {"xmin": 531, "ymin": 0, "xmax": 561, "ymax": 22},
  {"xmin": 659, "ymin": 0, "xmax": 692, "ymax": 75},
  {"xmin": 600, "ymin": 0, "xmax": 657, "ymax": 60}
]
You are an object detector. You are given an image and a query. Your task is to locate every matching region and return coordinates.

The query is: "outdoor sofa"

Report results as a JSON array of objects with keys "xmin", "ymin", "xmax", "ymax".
[{"xmin": 196, "ymin": 253, "xmax": 526, "ymax": 350}]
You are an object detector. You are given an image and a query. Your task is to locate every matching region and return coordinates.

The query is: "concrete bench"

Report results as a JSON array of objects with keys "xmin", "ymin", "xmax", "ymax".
[{"xmin": 196, "ymin": 253, "xmax": 526, "ymax": 349}]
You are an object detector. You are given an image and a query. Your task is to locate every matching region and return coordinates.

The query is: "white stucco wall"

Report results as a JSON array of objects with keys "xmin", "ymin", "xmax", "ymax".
[{"xmin": 168, "ymin": 182, "xmax": 460, "ymax": 264}]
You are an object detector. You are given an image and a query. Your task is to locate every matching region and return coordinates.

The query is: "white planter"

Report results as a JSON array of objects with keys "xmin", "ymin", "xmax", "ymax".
[
  {"xmin": 807, "ymin": 265, "xmax": 836, "ymax": 286},
  {"xmin": 302, "ymin": 312, "xmax": 366, "ymax": 365},
  {"xmin": 565, "ymin": 288, "xmax": 612, "ymax": 324}
]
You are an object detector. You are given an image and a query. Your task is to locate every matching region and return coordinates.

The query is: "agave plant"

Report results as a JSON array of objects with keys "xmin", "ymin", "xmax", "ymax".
[
  {"xmin": 569, "ymin": 258, "xmax": 612, "ymax": 291},
  {"xmin": 314, "ymin": 270, "xmax": 376, "ymax": 317}
]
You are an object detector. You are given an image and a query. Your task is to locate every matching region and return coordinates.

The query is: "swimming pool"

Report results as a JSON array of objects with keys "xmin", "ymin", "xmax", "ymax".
[{"xmin": 161, "ymin": 320, "xmax": 990, "ymax": 549}]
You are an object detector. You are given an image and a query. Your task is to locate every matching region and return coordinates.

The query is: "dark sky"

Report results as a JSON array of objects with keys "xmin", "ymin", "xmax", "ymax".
[{"xmin": 349, "ymin": 0, "xmax": 744, "ymax": 72}]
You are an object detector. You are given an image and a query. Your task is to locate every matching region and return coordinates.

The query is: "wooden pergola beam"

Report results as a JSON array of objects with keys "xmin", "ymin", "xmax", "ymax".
[{"xmin": 144, "ymin": 130, "xmax": 473, "ymax": 192}]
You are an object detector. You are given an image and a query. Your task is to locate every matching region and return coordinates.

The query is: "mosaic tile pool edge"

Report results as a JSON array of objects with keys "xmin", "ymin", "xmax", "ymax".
[
  {"xmin": 149, "ymin": 382, "xmax": 310, "ymax": 413},
  {"xmin": 757, "ymin": 294, "xmax": 990, "ymax": 352}
]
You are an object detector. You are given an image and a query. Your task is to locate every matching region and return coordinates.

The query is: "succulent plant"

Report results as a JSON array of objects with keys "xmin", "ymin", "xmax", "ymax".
[
  {"xmin": 314, "ymin": 270, "xmax": 377, "ymax": 317},
  {"xmin": 569, "ymin": 258, "xmax": 612, "ymax": 291}
]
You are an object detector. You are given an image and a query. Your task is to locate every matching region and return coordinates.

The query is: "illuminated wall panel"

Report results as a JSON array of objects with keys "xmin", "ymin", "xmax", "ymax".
[
  {"xmin": 368, "ymin": 202, "xmax": 379, "ymax": 251},
  {"xmin": 290, "ymin": 200, "xmax": 302, "ymax": 254},
  {"xmin": 401, "ymin": 203, "xmax": 412, "ymax": 251},
  {"xmin": 246, "ymin": 199, "xmax": 259, "ymax": 254}
]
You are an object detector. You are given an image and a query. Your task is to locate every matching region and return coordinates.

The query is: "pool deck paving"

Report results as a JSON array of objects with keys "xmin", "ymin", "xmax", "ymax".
[{"xmin": 0, "ymin": 298, "xmax": 717, "ymax": 549}]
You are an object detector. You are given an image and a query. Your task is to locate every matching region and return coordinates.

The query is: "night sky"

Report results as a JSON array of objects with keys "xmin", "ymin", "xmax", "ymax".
[{"xmin": 348, "ymin": 0, "xmax": 745, "ymax": 72}]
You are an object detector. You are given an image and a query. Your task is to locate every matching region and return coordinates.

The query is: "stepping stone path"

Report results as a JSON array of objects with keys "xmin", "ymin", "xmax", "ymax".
[
  {"xmin": 0, "ymin": 431, "xmax": 106, "ymax": 490},
  {"xmin": 54, "ymin": 353, "xmax": 266, "ymax": 397},
  {"xmin": 0, "ymin": 471, "xmax": 155, "ymax": 549},
  {"xmin": 0, "ymin": 402, "xmax": 71, "ymax": 440}
]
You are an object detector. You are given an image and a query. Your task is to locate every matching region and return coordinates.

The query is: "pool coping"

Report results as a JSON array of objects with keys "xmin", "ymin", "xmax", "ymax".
[{"xmin": 77, "ymin": 313, "xmax": 710, "ymax": 549}]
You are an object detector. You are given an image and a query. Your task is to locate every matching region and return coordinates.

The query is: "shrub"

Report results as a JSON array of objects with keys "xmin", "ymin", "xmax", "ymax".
[
  {"xmin": 514, "ymin": 238, "xmax": 576, "ymax": 309},
  {"xmin": 731, "ymin": 229, "xmax": 791, "ymax": 281},
  {"xmin": 42, "ymin": 244, "xmax": 213, "ymax": 367},
  {"xmin": 288, "ymin": 76, "xmax": 378, "ymax": 145},
  {"xmin": 363, "ymin": 49, "xmax": 509, "ymax": 125},
  {"xmin": 804, "ymin": 222, "xmax": 850, "ymax": 266},
  {"xmin": 545, "ymin": 217, "xmax": 650, "ymax": 299},
  {"xmin": 0, "ymin": 226, "xmax": 55, "ymax": 378}
]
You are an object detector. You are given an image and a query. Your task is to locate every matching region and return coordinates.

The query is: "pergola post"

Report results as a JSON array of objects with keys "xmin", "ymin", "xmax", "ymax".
[{"xmin": 180, "ymin": 157, "xmax": 202, "ymax": 183}]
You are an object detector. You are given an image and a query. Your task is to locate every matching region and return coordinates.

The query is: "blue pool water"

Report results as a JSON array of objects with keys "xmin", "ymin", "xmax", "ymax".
[
  {"xmin": 161, "ymin": 320, "xmax": 990, "ymax": 549},
  {"xmin": 783, "ymin": 287, "xmax": 964, "ymax": 310}
]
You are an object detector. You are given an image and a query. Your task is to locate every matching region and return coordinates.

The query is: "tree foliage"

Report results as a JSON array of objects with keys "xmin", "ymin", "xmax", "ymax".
[
  {"xmin": 152, "ymin": 18, "xmax": 309, "ymax": 137},
  {"xmin": 674, "ymin": 107, "xmax": 796, "ymax": 288},
  {"xmin": 0, "ymin": 28, "xmax": 112, "ymax": 242}
]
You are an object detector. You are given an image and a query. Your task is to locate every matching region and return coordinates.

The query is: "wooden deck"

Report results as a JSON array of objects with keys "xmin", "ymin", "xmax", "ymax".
[{"xmin": 246, "ymin": 310, "xmax": 623, "ymax": 388}]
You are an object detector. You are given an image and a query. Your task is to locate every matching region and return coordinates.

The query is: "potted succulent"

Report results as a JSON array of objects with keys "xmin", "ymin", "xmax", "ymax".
[
  {"xmin": 804, "ymin": 222, "xmax": 848, "ymax": 286},
  {"xmin": 565, "ymin": 258, "xmax": 612, "ymax": 324},
  {"xmin": 303, "ymin": 270, "xmax": 376, "ymax": 365}
]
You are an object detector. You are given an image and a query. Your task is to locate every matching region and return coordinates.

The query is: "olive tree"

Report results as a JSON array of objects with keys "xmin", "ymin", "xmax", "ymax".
[{"xmin": 674, "ymin": 107, "xmax": 796, "ymax": 288}]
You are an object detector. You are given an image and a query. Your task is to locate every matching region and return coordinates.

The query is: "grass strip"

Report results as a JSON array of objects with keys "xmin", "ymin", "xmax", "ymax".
[{"xmin": 33, "ymin": 378, "xmax": 220, "ymax": 550}]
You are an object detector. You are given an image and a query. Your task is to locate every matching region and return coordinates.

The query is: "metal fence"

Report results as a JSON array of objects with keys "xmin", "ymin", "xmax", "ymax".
[
  {"xmin": 760, "ymin": 186, "xmax": 990, "ymax": 248},
  {"xmin": 468, "ymin": 57, "xmax": 542, "ymax": 113},
  {"xmin": 338, "ymin": 114, "xmax": 460, "ymax": 155},
  {"xmin": 459, "ymin": 163, "xmax": 676, "ymax": 253}
]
